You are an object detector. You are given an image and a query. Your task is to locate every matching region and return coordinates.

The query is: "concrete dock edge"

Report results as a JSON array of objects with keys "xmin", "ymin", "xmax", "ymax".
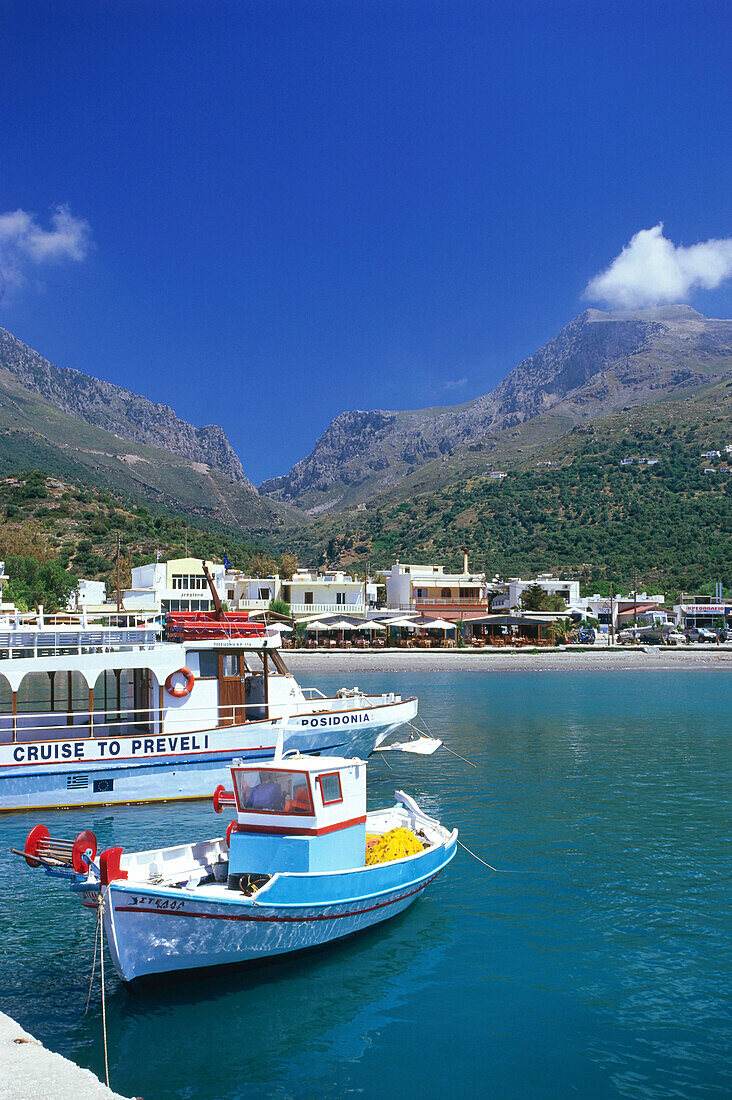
[{"xmin": 0, "ymin": 1010, "xmax": 132, "ymax": 1100}]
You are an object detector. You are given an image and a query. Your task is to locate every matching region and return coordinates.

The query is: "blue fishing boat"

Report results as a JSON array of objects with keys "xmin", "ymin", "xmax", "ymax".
[{"xmin": 18, "ymin": 752, "xmax": 457, "ymax": 982}]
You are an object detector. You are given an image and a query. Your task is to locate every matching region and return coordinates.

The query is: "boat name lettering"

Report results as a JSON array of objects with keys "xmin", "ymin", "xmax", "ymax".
[
  {"xmin": 301, "ymin": 713, "xmax": 371, "ymax": 728},
  {"xmin": 127, "ymin": 895, "xmax": 186, "ymax": 910},
  {"xmin": 11, "ymin": 733, "xmax": 211, "ymax": 763}
]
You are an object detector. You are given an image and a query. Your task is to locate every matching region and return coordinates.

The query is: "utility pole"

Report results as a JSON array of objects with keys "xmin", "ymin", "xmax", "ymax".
[
  {"xmin": 633, "ymin": 566, "xmax": 638, "ymax": 625},
  {"xmin": 363, "ymin": 561, "xmax": 369, "ymax": 620},
  {"xmin": 610, "ymin": 582, "xmax": 615, "ymax": 645},
  {"xmin": 116, "ymin": 532, "xmax": 121, "ymax": 614}
]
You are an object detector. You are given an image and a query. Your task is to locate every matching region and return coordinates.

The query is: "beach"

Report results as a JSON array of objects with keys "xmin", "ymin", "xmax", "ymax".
[{"xmin": 284, "ymin": 645, "xmax": 732, "ymax": 673}]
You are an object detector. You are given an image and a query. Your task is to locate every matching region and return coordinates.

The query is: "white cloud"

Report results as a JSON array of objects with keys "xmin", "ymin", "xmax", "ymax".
[
  {"xmin": 584, "ymin": 224, "xmax": 732, "ymax": 309},
  {"xmin": 0, "ymin": 204, "xmax": 92, "ymax": 299},
  {"xmin": 442, "ymin": 377, "xmax": 468, "ymax": 391}
]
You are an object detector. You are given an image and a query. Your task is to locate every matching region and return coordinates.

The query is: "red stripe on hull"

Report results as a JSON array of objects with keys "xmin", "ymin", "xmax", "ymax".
[{"xmin": 113, "ymin": 873, "xmax": 439, "ymax": 924}]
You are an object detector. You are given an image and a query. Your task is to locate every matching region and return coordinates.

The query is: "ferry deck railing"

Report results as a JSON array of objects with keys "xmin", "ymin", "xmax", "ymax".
[
  {"xmin": 0, "ymin": 690, "xmax": 384, "ymax": 743},
  {"xmin": 0, "ymin": 628, "xmax": 159, "ymax": 659}
]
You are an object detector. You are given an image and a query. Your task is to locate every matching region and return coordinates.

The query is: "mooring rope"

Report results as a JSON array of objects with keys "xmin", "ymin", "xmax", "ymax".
[
  {"xmin": 99, "ymin": 888, "xmax": 110, "ymax": 1089},
  {"xmin": 83, "ymin": 900, "xmax": 102, "ymax": 1016},
  {"xmin": 410, "ymin": 717, "xmax": 478, "ymax": 768},
  {"xmin": 457, "ymin": 838, "xmax": 517, "ymax": 873}
]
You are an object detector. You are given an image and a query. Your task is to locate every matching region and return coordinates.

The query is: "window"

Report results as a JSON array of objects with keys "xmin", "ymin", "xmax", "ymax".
[
  {"xmin": 221, "ymin": 654, "xmax": 239, "ymax": 677},
  {"xmin": 414, "ymin": 588, "xmax": 427, "ymax": 598},
  {"xmin": 441, "ymin": 588, "xmax": 451, "ymax": 598},
  {"xmin": 259, "ymin": 587, "xmax": 271, "ymax": 601},
  {"xmin": 336, "ymin": 592, "xmax": 345, "ymax": 605},
  {"xmin": 317, "ymin": 772, "xmax": 343, "ymax": 805},
  {"xmin": 194, "ymin": 650, "xmax": 218, "ymax": 678},
  {"xmin": 232, "ymin": 768, "xmax": 313, "ymax": 814},
  {"xmin": 304, "ymin": 591, "xmax": 314, "ymax": 605}
]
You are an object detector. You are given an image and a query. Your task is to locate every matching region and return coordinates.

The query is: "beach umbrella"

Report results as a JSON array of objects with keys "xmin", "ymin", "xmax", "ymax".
[
  {"xmin": 383, "ymin": 617, "xmax": 418, "ymax": 628},
  {"xmin": 356, "ymin": 621, "xmax": 385, "ymax": 631},
  {"xmin": 327, "ymin": 619, "xmax": 359, "ymax": 631},
  {"xmin": 275, "ymin": 623, "xmax": 293, "ymax": 632},
  {"xmin": 421, "ymin": 618, "xmax": 457, "ymax": 631},
  {"xmin": 305, "ymin": 620, "xmax": 330, "ymax": 631}
]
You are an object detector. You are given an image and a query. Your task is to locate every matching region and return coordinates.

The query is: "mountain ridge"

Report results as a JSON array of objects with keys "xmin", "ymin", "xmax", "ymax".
[
  {"xmin": 260, "ymin": 306, "xmax": 732, "ymax": 511},
  {"xmin": 0, "ymin": 328, "xmax": 253, "ymax": 486}
]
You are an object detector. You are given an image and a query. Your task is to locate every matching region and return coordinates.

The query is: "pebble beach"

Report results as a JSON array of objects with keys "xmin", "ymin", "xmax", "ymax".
[{"xmin": 284, "ymin": 645, "xmax": 732, "ymax": 673}]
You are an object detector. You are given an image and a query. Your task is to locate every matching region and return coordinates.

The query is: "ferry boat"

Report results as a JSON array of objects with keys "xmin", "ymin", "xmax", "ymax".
[
  {"xmin": 0, "ymin": 613, "xmax": 417, "ymax": 812},
  {"xmin": 18, "ymin": 751, "xmax": 457, "ymax": 982}
]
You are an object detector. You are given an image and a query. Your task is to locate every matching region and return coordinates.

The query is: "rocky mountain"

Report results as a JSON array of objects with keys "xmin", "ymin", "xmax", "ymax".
[
  {"xmin": 0, "ymin": 328, "xmax": 253, "ymax": 486},
  {"xmin": 260, "ymin": 305, "xmax": 732, "ymax": 511}
]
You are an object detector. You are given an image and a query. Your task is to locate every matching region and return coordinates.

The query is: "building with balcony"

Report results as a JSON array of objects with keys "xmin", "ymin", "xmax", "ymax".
[
  {"xmin": 490, "ymin": 574, "xmax": 581, "ymax": 612},
  {"xmin": 384, "ymin": 555, "xmax": 491, "ymax": 620},
  {"xmin": 282, "ymin": 571, "xmax": 365, "ymax": 617},
  {"xmin": 226, "ymin": 573, "xmax": 280, "ymax": 612},
  {"xmin": 124, "ymin": 557, "xmax": 227, "ymax": 613}
]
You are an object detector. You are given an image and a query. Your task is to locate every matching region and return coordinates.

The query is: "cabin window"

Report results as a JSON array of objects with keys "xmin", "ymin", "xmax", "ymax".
[
  {"xmin": 194, "ymin": 651, "xmax": 218, "ymax": 678},
  {"xmin": 317, "ymin": 772, "xmax": 343, "ymax": 805},
  {"xmin": 221, "ymin": 654, "xmax": 239, "ymax": 677},
  {"xmin": 232, "ymin": 768, "xmax": 313, "ymax": 814}
]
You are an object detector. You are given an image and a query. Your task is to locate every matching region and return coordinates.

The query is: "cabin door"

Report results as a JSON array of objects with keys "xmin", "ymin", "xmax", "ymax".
[{"xmin": 218, "ymin": 653, "xmax": 246, "ymax": 726}]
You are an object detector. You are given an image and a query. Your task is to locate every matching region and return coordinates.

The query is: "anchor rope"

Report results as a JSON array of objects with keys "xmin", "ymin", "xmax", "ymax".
[
  {"xmin": 410, "ymin": 717, "xmax": 478, "ymax": 768},
  {"xmin": 457, "ymin": 838, "xmax": 517, "ymax": 873},
  {"xmin": 83, "ymin": 901, "xmax": 101, "ymax": 1016},
  {"xmin": 99, "ymin": 887, "xmax": 110, "ymax": 1089}
]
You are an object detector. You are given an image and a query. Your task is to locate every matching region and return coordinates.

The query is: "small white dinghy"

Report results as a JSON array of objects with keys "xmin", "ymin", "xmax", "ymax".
[{"xmin": 18, "ymin": 752, "xmax": 457, "ymax": 983}]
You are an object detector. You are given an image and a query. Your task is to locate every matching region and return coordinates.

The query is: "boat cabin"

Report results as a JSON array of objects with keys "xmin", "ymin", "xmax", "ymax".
[{"xmin": 221, "ymin": 755, "xmax": 367, "ymax": 882}]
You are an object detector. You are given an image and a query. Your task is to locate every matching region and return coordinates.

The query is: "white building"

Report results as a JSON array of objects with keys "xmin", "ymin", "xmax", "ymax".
[
  {"xmin": 124, "ymin": 557, "xmax": 227, "ymax": 613},
  {"xmin": 384, "ymin": 556, "xmax": 491, "ymax": 618},
  {"xmin": 673, "ymin": 600, "xmax": 731, "ymax": 630},
  {"xmin": 67, "ymin": 578, "xmax": 107, "ymax": 611},
  {"xmin": 226, "ymin": 573, "xmax": 281, "ymax": 612},
  {"xmin": 0, "ymin": 560, "xmax": 12, "ymax": 614},
  {"xmin": 491, "ymin": 574, "xmax": 581, "ymax": 611},
  {"xmin": 282, "ymin": 570, "xmax": 365, "ymax": 617}
]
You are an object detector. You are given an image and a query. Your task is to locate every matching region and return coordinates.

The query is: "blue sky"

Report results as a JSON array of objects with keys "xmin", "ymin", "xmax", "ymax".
[{"xmin": 1, "ymin": 1, "xmax": 730, "ymax": 483}]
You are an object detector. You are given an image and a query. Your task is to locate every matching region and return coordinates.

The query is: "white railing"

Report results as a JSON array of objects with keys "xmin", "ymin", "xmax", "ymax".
[
  {"xmin": 0, "ymin": 691, "xmax": 385, "ymax": 743},
  {"xmin": 290, "ymin": 602, "xmax": 365, "ymax": 615},
  {"xmin": 235, "ymin": 599, "xmax": 271, "ymax": 610},
  {"xmin": 394, "ymin": 598, "xmax": 491, "ymax": 610},
  {"xmin": 0, "ymin": 628, "xmax": 159, "ymax": 658}
]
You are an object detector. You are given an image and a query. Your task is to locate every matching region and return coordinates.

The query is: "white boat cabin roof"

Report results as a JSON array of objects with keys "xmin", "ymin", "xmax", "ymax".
[{"xmin": 227, "ymin": 754, "xmax": 367, "ymax": 832}]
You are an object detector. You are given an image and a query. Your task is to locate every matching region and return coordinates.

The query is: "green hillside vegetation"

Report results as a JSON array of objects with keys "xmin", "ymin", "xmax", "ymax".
[
  {"xmin": 275, "ymin": 380, "xmax": 732, "ymax": 597},
  {"xmin": 0, "ymin": 471, "xmax": 287, "ymax": 608}
]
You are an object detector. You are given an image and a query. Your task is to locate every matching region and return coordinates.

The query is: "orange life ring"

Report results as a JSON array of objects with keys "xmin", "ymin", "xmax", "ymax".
[{"xmin": 165, "ymin": 667, "xmax": 195, "ymax": 697}]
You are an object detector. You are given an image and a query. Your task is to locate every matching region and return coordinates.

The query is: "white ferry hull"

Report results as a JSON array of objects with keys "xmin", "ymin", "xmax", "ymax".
[{"xmin": 0, "ymin": 698, "xmax": 416, "ymax": 812}]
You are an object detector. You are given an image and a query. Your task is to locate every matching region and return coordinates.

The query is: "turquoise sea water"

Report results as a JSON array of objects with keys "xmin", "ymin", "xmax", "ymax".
[{"xmin": 1, "ymin": 670, "xmax": 730, "ymax": 1099}]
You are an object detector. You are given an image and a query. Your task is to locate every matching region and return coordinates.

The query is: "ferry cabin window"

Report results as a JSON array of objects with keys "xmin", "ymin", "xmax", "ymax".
[
  {"xmin": 232, "ymin": 769, "xmax": 314, "ymax": 814},
  {"xmin": 194, "ymin": 651, "xmax": 218, "ymax": 678},
  {"xmin": 317, "ymin": 772, "xmax": 343, "ymax": 805},
  {"xmin": 221, "ymin": 654, "xmax": 239, "ymax": 677}
]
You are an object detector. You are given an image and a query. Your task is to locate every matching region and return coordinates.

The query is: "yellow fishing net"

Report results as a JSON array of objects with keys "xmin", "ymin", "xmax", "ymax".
[{"xmin": 365, "ymin": 827, "xmax": 423, "ymax": 866}]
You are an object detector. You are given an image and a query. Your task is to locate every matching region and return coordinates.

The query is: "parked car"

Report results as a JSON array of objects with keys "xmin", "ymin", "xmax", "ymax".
[
  {"xmin": 666, "ymin": 631, "xmax": 686, "ymax": 646},
  {"xmin": 683, "ymin": 626, "xmax": 716, "ymax": 643}
]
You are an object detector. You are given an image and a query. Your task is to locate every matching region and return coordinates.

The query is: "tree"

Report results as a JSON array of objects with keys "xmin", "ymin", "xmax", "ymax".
[
  {"xmin": 269, "ymin": 598, "xmax": 291, "ymax": 618},
  {"xmin": 520, "ymin": 583, "xmax": 550, "ymax": 611},
  {"xmin": 5, "ymin": 555, "xmax": 78, "ymax": 612},
  {"xmin": 248, "ymin": 551, "xmax": 278, "ymax": 578},
  {"xmin": 279, "ymin": 552, "xmax": 298, "ymax": 580}
]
